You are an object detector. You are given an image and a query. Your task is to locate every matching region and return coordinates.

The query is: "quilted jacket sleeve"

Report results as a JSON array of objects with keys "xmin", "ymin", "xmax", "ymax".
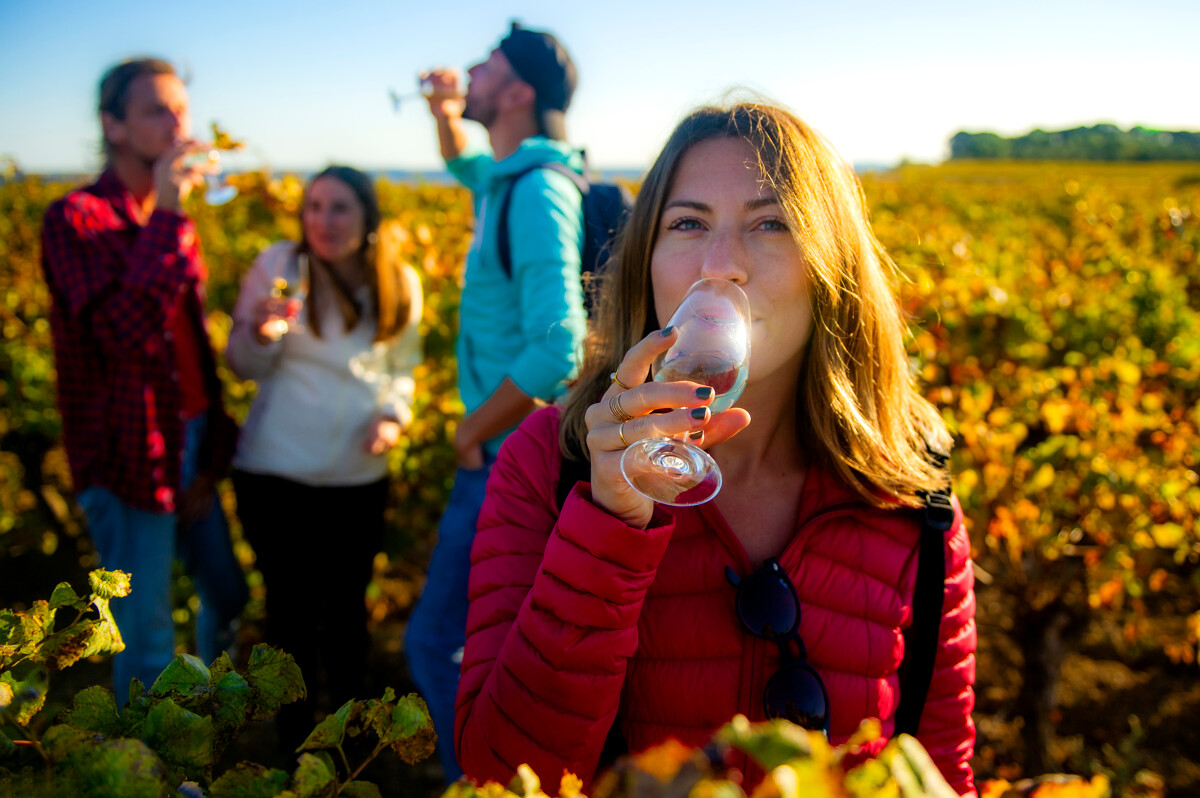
[
  {"xmin": 454, "ymin": 407, "xmax": 675, "ymax": 789},
  {"xmin": 916, "ymin": 496, "xmax": 978, "ymax": 797}
]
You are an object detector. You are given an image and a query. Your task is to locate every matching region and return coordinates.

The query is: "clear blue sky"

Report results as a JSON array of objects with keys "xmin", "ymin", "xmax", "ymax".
[{"xmin": 2, "ymin": 0, "xmax": 1196, "ymax": 174}]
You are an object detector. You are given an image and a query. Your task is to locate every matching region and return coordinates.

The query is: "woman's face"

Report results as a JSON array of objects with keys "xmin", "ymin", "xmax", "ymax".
[
  {"xmin": 302, "ymin": 175, "xmax": 366, "ymax": 265},
  {"xmin": 650, "ymin": 136, "xmax": 814, "ymax": 389}
]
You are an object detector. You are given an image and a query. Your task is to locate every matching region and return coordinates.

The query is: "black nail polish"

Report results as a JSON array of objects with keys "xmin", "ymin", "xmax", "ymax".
[
  {"xmin": 689, "ymin": 430, "xmax": 704, "ymax": 441},
  {"xmin": 695, "ymin": 387, "xmax": 714, "ymax": 400},
  {"xmin": 661, "ymin": 325, "xmax": 675, "ymax": 336},
  {"xmin": 690, "ymin": 407, "xmax": 708, "ymax": 420}
]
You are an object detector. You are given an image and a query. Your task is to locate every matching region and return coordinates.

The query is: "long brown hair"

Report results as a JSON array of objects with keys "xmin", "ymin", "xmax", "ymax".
[
  {"xmin": 298, "ymin": 166, "xmax": 413, "ymax": 343},
  {"xmin": 559, "ymin": 102, "xmax": 950, "ymax": 508}
]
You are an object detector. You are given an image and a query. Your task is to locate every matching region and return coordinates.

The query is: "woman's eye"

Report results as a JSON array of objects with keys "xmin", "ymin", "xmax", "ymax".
[
  {"xmin": 759, "ymin": 218, "xmax": 789, "ymax": 232},
  {"xmin": 665, "ymin": 216, "xmax": 704, "ymax": 231}
]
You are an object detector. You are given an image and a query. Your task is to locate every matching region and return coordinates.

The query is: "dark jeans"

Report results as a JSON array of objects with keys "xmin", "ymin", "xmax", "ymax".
[
  {"xmin": 233, "ymin": 470, "xmax": 386, "ymax": 752},
  {"xmin": 404, "ymin": 458, "xmax": 494, "ymax": 783}
]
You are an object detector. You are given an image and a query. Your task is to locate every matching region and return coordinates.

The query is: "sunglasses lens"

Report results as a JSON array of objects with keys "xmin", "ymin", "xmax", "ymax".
[
  {"xmin": 763, "ymin": 661, "xmax": 829, "ymax": 732},
  {"xmin": 738, "ymin": 572, "xmax": 800, "ymax": 640}
]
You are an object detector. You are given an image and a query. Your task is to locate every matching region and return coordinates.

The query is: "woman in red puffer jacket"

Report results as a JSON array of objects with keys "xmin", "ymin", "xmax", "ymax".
[{"xmin": 454, "ymin": 101, "xmax": 977, "ymax": 796}]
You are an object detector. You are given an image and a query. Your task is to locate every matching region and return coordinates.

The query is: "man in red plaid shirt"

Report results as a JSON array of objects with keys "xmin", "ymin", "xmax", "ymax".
[{"xmin": 41, "ymin": 58, "xmax": 246, "ymax": 704}]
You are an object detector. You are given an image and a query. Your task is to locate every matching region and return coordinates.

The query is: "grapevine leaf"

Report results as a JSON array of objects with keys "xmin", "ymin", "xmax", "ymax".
[
  {"xmin": 298, "ymin": 699, "xmax": 353, "ymax": 752},
  {"xmin": 387, "ymin": 693, "xmax": 436, "ymax": 764},
  {"xmin": 42, "ymin": 723, "xmax": 103, "ymax": 761},
  {"xmin": 360, "ymin": 687, "xmax": 396, "ymax": 742},
  {"xmin": 291, "ymin": 752, "xmax": 336, "ymax": 797},
  {"xmin": 48, "ymin": 582, "xmax": 84, "ymax": 610},
  {"xmin": 0, "ymin": 603, "xmax": 55, "ymax": 667},
  {"xmin": 0, "ymin": 674, "xmax": 13, "ymax": 710},
  {"xmin": 209, "ymin": 762, "xmax": 291, "ymax": 798},
  {"xmin": 150, "ymin": 653, "xmax": 212, "ymax": 699},
  {"xmin": 211, "ymin": 670, "xmax": 254, "ymax": 750},
  {"xmin": 61, "ymin": 684, "xmax": 120, "ymax": 735},
  {"xmin": 58, "ymin": 738, "xmax": 169, "ymax": 798},
  {"xmin": 341, "ymin": 781, "xmax": 384, "ymax": 798},
  {"xmin": 89, "ymin": 569, "xmax": 132, "ymax": 600},
  {"xmin": 39, "ymin": 623, "xmax": 97, "ymax": 670},
  {"xmin": 715, "ymin": 714, "xmax": 819, "ymax": 772},
  {"xmin": 0, "ymin": 666, "xmax": 47, "ymax": 725},
  {"xmin": 242, "ymin": 644, "xmax": 305, "ymax": 722},
  {"xmin": 209, "ymin": 651, "xmax": 235, "ymax": 682},
  {"xmin": 141, "ymin": 697, "xmax": 214, "ymax": 783},
  {"xmin": 889, "ymin": 735, "xmax": 957, "ymax": 798}
]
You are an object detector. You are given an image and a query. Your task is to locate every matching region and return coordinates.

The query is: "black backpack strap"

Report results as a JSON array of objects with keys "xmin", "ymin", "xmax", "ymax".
[
  {"xmin": 555, "ymin": 451, "xmax": 591, "ymax": 510},
  {"xmin": 496, "ymin": 163, "xmax": 589, "ymax": 280},
  {"xmin": 894, "ymin": 455, "xmax": 954, "ymax": 738}
]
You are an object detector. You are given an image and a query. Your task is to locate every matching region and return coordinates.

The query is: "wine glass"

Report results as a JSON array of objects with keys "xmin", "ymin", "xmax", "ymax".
[
  {"xmin": 199, "ymin": 148, "xmax": 238, "ymax": 205},
  {"xmin": 389, "ymin": 75, "xmax": 437, "ymax": 113},
  {"xmin": 620, "ymin": 278, "xmax": 751, "ymax": 506},
  {"xmin": 263, "ymin": 252, "xmax": 309, "ymax": 340}
]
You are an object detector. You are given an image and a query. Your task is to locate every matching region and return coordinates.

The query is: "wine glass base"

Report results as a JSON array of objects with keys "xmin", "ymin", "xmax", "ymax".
[
  {"xmin": 621, "ymin": 437, "xmax": 722, "ymax": 506},
  {"xmin": 205, "ymin": 186, "xmax": 238, "ymax": 206}
]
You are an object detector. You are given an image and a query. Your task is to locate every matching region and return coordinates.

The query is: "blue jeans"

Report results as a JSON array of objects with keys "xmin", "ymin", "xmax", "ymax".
[
  {"xmin": 77, "ymin": 414, "xmax": 247, "ymax": 706},
  {"xmin": 405, "ymin": 458, "xmax": 494, "ymax": 784}
]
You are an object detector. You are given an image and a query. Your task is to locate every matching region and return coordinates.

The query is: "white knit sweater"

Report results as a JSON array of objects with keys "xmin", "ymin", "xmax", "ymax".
[{"xmin": 227, "ymin": 241, "xmax": 423, "ymax": 486}]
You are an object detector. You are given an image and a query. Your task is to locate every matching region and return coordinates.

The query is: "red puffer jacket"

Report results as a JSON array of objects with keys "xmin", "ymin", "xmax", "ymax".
[{"xmin": 456, "ymin": 407, "xmax": 976, "ymax": 795}]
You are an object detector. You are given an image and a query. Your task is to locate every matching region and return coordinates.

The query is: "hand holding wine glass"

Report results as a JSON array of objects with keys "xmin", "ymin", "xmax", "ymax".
[
  {"xmin": 257, "ymin": 252, "xmax": 309, "ymax": 342},
  {"xmin": 619, "ymin": 278, "xmax": 752, "ymax": 506},
  {"xmin": 198, "ymin": 122, "xmax": 244, "ymax": 205},
  {"xmin": 390, "ymin": 70, "xmax": 463, "ymax": 114}
]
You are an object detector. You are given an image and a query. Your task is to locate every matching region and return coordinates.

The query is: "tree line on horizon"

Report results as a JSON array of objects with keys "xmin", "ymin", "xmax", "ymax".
[{"xmin": 949, "ymin": 124, "xmax": 1200, "ymax": 161}]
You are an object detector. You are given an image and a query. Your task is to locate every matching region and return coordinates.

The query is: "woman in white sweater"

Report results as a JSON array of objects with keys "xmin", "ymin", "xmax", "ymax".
[{"xmin": 227, "ymin": 165, "xmax": 422, "ymax": 749}]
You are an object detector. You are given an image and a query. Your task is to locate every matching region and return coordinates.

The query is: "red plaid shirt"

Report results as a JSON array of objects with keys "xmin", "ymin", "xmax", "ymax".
[{"xmin": 41, "ymin": 169, "xmax": 236, "ymax": 513}]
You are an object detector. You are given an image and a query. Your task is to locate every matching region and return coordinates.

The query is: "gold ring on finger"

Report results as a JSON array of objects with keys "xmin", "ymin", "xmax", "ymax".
[
  {"xmin": 609, "ymin": 392, "xmax": 634, "ymax": 423},
  {"xmin": 618, "ymin": 421, "xmax": 630, "ymax": 448},
  {"xmin": 610, "ymin": 371, "xmax": 632, "ymax": 391}
]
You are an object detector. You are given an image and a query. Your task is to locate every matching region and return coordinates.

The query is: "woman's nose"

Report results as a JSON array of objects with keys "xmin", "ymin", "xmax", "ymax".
[{"xmin": 699, "ymin": 228, "xmax": 750, "ymax": 284}]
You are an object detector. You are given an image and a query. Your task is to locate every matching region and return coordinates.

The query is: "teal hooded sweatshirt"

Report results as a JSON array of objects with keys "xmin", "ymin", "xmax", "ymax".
[{"xmin": 446, "ymin": 136, "xmax": 586, "ymax": 456}]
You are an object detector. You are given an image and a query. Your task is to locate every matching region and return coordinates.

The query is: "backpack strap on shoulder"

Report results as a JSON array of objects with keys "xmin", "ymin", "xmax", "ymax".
[
  {"xmin": 894, "ymin": 452, "xmax": 953, "ymax": 738},
  {"xmin": 496, "ymin": 162, "xmax": 588, "ymax": 279},
  {"xmin": 555, "ymin": 451, "xmax": 591, "ymax": 510}
]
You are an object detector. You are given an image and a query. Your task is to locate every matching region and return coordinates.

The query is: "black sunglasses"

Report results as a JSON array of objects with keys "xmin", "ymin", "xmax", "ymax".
[{"xmin": 725, "ymin": 558, "xmax": 830, "ymax": 734}]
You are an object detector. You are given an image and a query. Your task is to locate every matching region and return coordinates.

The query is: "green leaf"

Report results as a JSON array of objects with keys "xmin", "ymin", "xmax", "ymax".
[
  {"xmin": 48, "ymin": 582, "xmax": 84, "ymax": 610},
  {"xmin": 89, "ymin": 569, "xmax": 132, "ymax": 600},
  {"xmin": 291, "ymin": 752, "xmax": 336, "ymax": 797},
  {"xmin": 209, "ymin": 650, "xmax": 235, "ymax": 682},
  {"xmin": 209, "ymin": 762, "xmax": 291, "ymax": 798},
  {"xmin": 40, "ymin": 624, "xmax": 99, "ymax": 671},
  {"xmin": 211, "ymin": 670, "xmax": 254, "ymax": 750},
  {"xmin": 243, "ymin": 644, "xmax": 306, "ymax": 722},
  {"xmin": 341, "ymin": 782, "xmax": 384, "ymax": 798},
  {"xmin": 0, "ymin": 603, "xmax": 55, "ymax": 667},
  {"xmin": 0, "ymin": 666, "xmax": 48, "ymax": 725},
  {"xmin": 58, "ymin": 738, "xmax": 169, "ymax": 798},
  {"xmin": 298, "ymin": 699, "xmax": 353, "ymax": 752},
  {"xmin": 61, "ymin": 685, "xmax": 120, "ymax": 735},
  {"xmin": 390, "ymin": 693, "xmax": 432, "ymax": 738},
  {"xmin": 0, "ymin": 675, "xmax": 13, "ymax": 710},
  {"xmin": 41, "ymin": 723, "xmax": 103, "ymax": 761},
  {"xmin": 141, "ymin": 697, "xmax": 214, "ymax": 782},
  {"xmin": 150, "ymin": 653, "xmax": 212, "ymax": 698},
  {"xmin": 386, "ymin": 694, "xmax": 436, "ymax": 765},
  {"xmin": 715, "ymin": 714, "xmax": 817, "ymax": 772}
]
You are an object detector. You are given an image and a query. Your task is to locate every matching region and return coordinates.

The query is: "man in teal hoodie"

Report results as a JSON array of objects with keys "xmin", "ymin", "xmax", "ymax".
[{"xmin": 405, "ymin": 23, "xmax": 587, "ymax": 783}]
